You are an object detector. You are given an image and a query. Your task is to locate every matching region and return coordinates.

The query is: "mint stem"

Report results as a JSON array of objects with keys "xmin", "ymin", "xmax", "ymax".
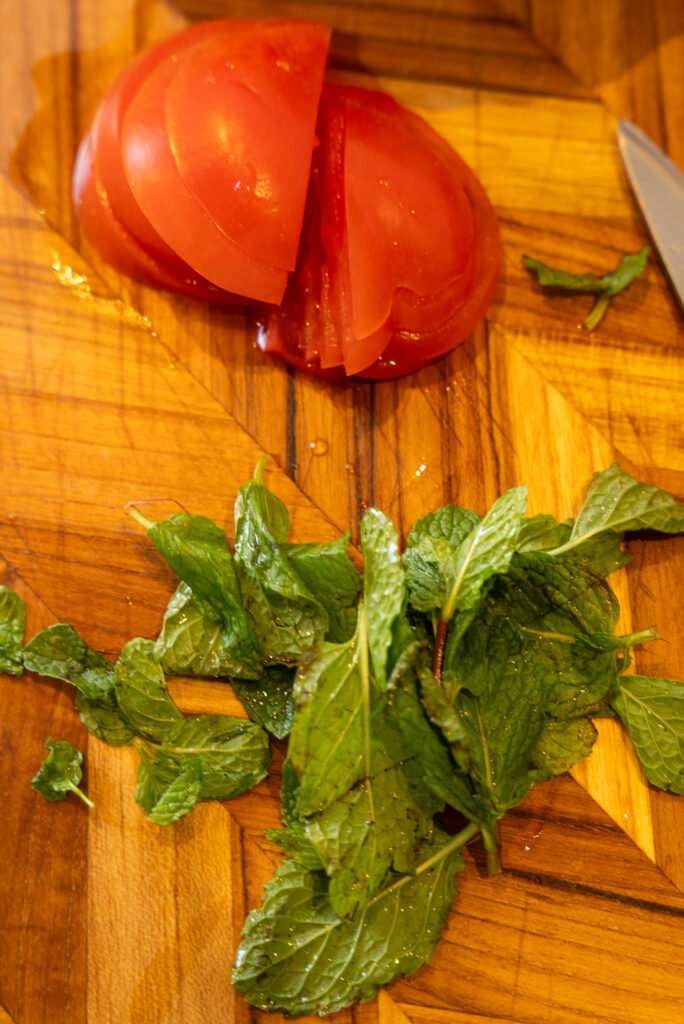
[
  {"xmin": 69, "ymin": 783, "xmax": 95, "ymax": 809},
  {"xmin": 582, "ymin": 292, "xmax": 611, "ymax": 331},
  {"xmin": 127, "ymin": 507, "xmax": 155, "ymax": 531},
  {"xmin": 481, "ymin": 825, "xmax": 501, "ymax": 876},
  {"xmin": 415, "ymin": 821, "xmax": 481, "ymax": 875},
  {"xmin": 432, "ymin": 618, "xmax": 449, "ymax": 685}
]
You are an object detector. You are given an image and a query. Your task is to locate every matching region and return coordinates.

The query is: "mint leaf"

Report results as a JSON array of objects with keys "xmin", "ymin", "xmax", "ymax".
[
  {"xmin": 114, "ymin": 638, "xmax": 183, "ymax": 741},
  {"xmin": 517, "ymin": 514, "xmax": 572, "ymax": 553},
  {"xmin": 147, "ymin": 714, "xmax": 271, "ymax": 800},
  {"xmin": 522, "ymin": 247, "xmax": 649, "ymax": 330},
  {"xmin": 232, "ymin": 830, "xmax": 470, "ymax": 1017},
  {"xmin": 551, "ymin": 464, "xmax": 684, "ymax": 558},
  {"xmin": 265, "ymin": 759, "xmax": 325, "ymax": 871},
  {"xmin": 230, "ymin": 664, "xmax": 295, "ymax": 738},
  {"xmin": 303, "ymin": 719, "xmax": 436, "ymax": 916},
  {"xmin": 388, "ymin": 655, "xmax": 489, "ymax": 822},
  {"xmin": 155, "ymin": 582, "xmax": 262, "ymax": 680},
  {"xmin": 530, "ymin": 716, "xmax": 597, "ymax": 779},
  {"xmin": 135, "ymin": 751, "xmax": 202, "ymax": 825},
  {"xmin": 431, "ymin": 552, "xmax": 631, "ymax": 820},
  {"xmin": 23, "ymin": 624, "xmax": 115, "ymax": 699},
  {"xmin": 0, "ymin": 586, "xmax": 25, "ymax": 677},
  {"xmin": 133, "ymin": 510, "xmax": 262, "ymax": 675},
  {"xmin": 31, "ymin": 738, "xmax": 94, "ymax": 808},
  {"xmin": 288, "ymin": 536, "xmax": 435, "ymax": 916},
  {"xmin": 283, "ymin": 535, "xmax": 361, "ymax": 643},
  {"xmin": 22, "ymin": 625, "xmax": 135, "ymax": 746},
  {"xmin": 360, "ymin": 509, "xmax": 407, "ymax": 689},
  {"xmin": 441, "ymin": 487, "xmax": 527, "ymax": 642},
  {"xmin": 517, "ymin": 514, "xmax": 629, "ymax": 576},
  {"xmin": 612, "ymin": 676, "xmax": 684, "ymax": 794},
  {"xmin": 289, "ymin": 631, "xmax": 373, "ymax": 816},
  {"xmin": 233, "ymin": 461, "xmax": 329, "ymax": 663},
  {"xmin": 404, "ymin": 504, "xmax": 480, "ymax": 613},
  {"xmin": 134, "ymin": 711, "xmax": 269, "ymax": 825},
  {"xmin": 74, "ymin": 691, "xmax": 135, "ymax": 747}
]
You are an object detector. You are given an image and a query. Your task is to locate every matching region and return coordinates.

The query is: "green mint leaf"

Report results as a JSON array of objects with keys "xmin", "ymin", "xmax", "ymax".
[
  {"xmin": 517, "ymin": 514, "xmax": 572, "ymax": 553},
  {"xmin": 149, "ymin": 714, "xmax": 271, "ymax": 800},
  {"xmin": 289, "ymin": 630, "xmax": 373, "ymax": 816},
  {"xmin": 233, "ymin": 465, "xmax": 329, "ymax": 664},
  {"xmin": 441, "ymin": 487, "xmax": 527, "ymax": 623},
  {"xmin": 517, "ymin": 514, "xmax": 630, "ymax": 576},
  {"xmin": 266, "ymin": 759, "xmax": 325, "ymax": 871},
  {"xmin": 434, "ymin": 552, "xmax": 628, "ymax": 818},
  {"xmin": 233, "ymin": 456, "xmax": 291, "ymax": 543},
  {"xmin": 137, "ymin": 511, "xmax": 262, "ymax": 675},
  {"xmin": 283, "ymin": 535, "xmax": 362, "ymax": 643},
  {"xmin": 31, "ymin": 738, "xmax": 94, "ymax": 808},
  {"xmin": 612, "ymin": 675, "xmax": 684, "ymax": 794},
  {"xmin": 74, "ymin": 691, "xmax": 135, "ymax": 747},
  {"xmin": 230, "ymin": 664, "xmax": 295, "ymax": 738},
  {"xmin": 388, "ymin": 655, "xmax": 489, "ymax": 823},
  {"xmin": 439, "ymin": 487, "xmax": 527, "ymax": 689},
  {"xmin": 289, "ymin": 616, "xmax": 435, "ymax": 915},
  {"xmin": 114, "ymin": 638, "xmax": 183, "ymax": 741},
  {"xmin": 23, "ymin": 624, "xmax": 115, "ymax": 699},
  {"xmin": 360, "ymin": 508, "xmax": 407, "ymax": 689},
  {"xmin": 552, "ymin": 464, "xmax": 684, "ymax": 557},
  {"xmin": 530, "ymin": 716, "xmax": 597, "ymax": 779},
  {"xmin": 0, "ymin": 586, "xmax": 25, "ymax": 677},
  {"xmin": 404, "ymin": 505, "xmax": 480, "ymax": 613},
  {"xmin": 135, "ymin": 751, "xmax": 202, "ymax": 825},
  {"xmin": 155, "ymin": 582, "xmax": 262, "ymax": 680},
  {"xmin": 232, "ymin": 831, "xmax": 469, "ymax": 1016},
  {"xmin": 303, "ymin": 729, "xmax": 435, "ymax": 917},
  {"xmin": 522, "ymin": 248, "xmax": 649, "ymax": 330}
]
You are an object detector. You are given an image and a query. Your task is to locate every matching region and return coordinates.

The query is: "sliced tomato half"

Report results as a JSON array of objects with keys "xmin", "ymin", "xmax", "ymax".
[
  {"xmin": 73, "ymin": 125, "xmax": 230, "ymax": 300},
  {"xmin": 259, "ymin": 82, "xmax": 502, "ymax": 379},
  {"xmin": 77, "ymin": 19, "xmax": 330, "ymax": 305},
  {"xmin": 167, "ymin": 20, "xmax": 330, "ymax": 271}
]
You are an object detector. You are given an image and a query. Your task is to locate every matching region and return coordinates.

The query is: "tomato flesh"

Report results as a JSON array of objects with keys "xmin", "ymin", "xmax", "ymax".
[
  {"xmin": 167, "ymin": 21, "xmax": 330, "ymax": 271},
  {"xmin": 121, "ymin": 54, "xmax": 289, "ymax": 303},
  {"xmin": 73, "ymin": 126, "xmax": 229, "ymax": 300},
  {"xmin": 75, "ymin": 21, "xmax": 500, "ymax": 377},
  {"xmin": 258, "ymin": 82, "xmax": 502, "ymax": 379}
]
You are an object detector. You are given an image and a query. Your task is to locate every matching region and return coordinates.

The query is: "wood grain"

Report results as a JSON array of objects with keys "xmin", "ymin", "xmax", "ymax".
[{"xmin": 1, "ymin": 1, "xmax": 684, "ymax": 1022}]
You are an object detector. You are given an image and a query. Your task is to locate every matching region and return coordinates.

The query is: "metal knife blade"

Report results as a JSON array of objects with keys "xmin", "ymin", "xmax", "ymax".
[{"xmin": 617, "ymin": 119, "xmax": 684, "ymax": 312}]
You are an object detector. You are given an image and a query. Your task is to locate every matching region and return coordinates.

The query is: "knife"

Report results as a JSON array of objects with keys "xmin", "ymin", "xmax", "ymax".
[{"xmin": 617, "ymin": 119, "xmax": 684, "ymax": 312}]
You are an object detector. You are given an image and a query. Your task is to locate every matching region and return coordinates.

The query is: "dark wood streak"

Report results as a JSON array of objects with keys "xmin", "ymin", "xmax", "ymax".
[{"xmin": 506, "ymin": 867, "xmax": 684, "ymax": 920}]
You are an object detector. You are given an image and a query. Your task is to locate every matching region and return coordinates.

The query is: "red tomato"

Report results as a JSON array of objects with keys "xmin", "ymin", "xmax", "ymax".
[
  {"xmin": 73, "ymin": 125, "xmax": 228, "ymax": 300},
  {"xmin": 258, "ymin": 83, "xmax": 502, "ymax": 379},
  {"xmin": 166, "ymin": 21, "xmax": 329, "ymax": 271},
  {"xmin": 76, "ymin": 19, "xmax": 330, "ymax": 304},
  {"xmin": 74, "ymin": 22, "xmax": 500, "ymax": 377}
]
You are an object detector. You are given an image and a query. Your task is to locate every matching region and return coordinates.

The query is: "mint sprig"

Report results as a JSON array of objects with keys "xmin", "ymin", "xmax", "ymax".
[
  {"xmin": 7, "ymin": 460, "xmax": 684, "ymax": 1015},
  {"xmin": 523, "ymin": 247, "xmax": 649, "ymax": 329}
]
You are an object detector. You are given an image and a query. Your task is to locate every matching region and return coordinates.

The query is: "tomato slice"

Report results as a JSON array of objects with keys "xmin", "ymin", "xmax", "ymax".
[
  {"xmin": 343, "ymin": 89, "xmax": 474, "ymax": 333},
  {"xmin": 166, "ymin": 21, "xmax": 330, "ymax": 272},
  {"xmin": 259, "ymin": 81, "xmax": 501, "ymax": 379},
  {"xmin": 91, "ymin": 23, "xmax": 218, "ymax": 278},
  {"xmin": 73, "ymin": 126, "xmax": 230, "ymax": 300},
  {"xmin": 121, "ymin": 55, "xmax": 289, "ymax": 303}
]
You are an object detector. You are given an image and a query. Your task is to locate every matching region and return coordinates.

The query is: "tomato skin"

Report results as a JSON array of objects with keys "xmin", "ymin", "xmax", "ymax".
[
  {"xmin": 73, "ymin": 126, "xmax": 231, "ymax": 300},
  {"xmin": 75, "ymin": 22, "xmax": 500, "ymax": 376},
  {"xmin": 259, "ymin": 82, "xmax": 502, "ymax": 379},
  {"xmin": 76, "ymin": 19, "xmax": 330, "ymax": 304},
  {"xmin": 167, "ymin": 21, "xmax": 330, "ymax": 271}
]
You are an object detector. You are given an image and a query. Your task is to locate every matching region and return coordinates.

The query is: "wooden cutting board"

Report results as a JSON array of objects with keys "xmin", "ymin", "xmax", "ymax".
[{"xmin": 1, "ymin": 1, "xmax": 684, "ymax": 1022}]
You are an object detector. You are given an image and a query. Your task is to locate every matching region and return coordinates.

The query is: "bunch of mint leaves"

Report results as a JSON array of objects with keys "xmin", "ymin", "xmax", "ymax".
[{"xmin": 3, "ymin": 459, "xmax": 684, "ymax": 1016}]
